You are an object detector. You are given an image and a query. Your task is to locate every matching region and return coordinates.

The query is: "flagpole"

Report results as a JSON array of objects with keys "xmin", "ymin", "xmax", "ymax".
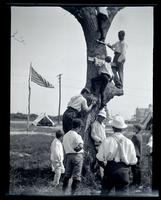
[{"xmin": 27, "ymin": 63, "xmax": 31, "ymax": 132}]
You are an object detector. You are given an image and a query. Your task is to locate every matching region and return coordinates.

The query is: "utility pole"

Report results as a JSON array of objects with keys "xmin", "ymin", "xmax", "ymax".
[
  {"xmin": 27, "ymin": 63, "xmax": 31, "ymax": 132},
  {"xmin": 57, "ymin": 74, "xmax": 62, "ymax": 124}
]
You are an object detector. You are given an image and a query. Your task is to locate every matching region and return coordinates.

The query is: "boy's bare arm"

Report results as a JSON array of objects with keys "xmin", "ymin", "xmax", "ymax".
[{"xmin": 96, "ymin": 40, "xmax": 114, "ymax": 51}]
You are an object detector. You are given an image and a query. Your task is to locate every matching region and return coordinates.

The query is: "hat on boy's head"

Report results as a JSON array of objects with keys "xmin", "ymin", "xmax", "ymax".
[
  {"xmin": 109, "ymin": 115, "xmax": 127, "ymax": 129},
  {"xmin": 55, "ymin": 129, "xmax": 64, "ymax": 138},
  {"xmin": 98, "ymin": 108, "xmax": 106, "ymax": 118}
]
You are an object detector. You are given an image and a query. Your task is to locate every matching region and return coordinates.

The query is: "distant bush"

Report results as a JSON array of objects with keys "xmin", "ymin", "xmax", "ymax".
[
  {"xmin": 10, "ymin": 112, "xmax": 62, "ymax": 122},
  {"xmin": 10, "ymin": 113, "xmax": 27, "ymax": 121}
]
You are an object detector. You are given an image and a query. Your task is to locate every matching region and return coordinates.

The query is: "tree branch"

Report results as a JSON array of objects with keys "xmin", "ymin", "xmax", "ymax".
[
  {"xmin": 61, "ymin": 6, "xmax": 84, "ymax": 21},
  {"xmin": 101, "ymin": 6, "xmax": 125, "ymax": 38}
]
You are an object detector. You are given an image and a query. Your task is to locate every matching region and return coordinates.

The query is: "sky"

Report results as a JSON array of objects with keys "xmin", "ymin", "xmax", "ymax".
[{"xmin": 11, "ymin": 6, "xmax": 153, "ymax": 120}]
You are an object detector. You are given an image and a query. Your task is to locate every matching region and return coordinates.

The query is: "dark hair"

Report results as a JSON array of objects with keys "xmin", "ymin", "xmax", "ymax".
[
  {"xmin": 81, "ymin": 88, "xmax": 90, "ymax": 95},
  {"xmin": 72, "ymin": 119, "xmax": 83, "ymax": 129},
  {"xmin": 113, "ymin": 127, "xmax": 122, "ymax": 132},
  {"xmin": 56, "ymin": 130, "xmax": 64, "ymax": 138},
  {"xmin": 105, "ymin": 56, "xmax": 112, "ymax": 63},
  {"xmin": 118, "ymin": 30, "xmax": 125, "ymax": 36}
]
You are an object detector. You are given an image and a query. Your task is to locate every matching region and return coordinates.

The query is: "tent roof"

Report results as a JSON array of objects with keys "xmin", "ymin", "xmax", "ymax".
[{"xmin": 32, "ymin": 113, "xmax": 55, "ymax": 127}]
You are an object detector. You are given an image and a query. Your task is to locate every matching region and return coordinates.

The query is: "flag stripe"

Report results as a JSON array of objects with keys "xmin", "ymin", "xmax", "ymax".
[
  {"xmin": 30, "ymin": 66, "xmax": 54, "ymax": 88},
  {"xmin": 31, "ymin": 67, "xmax": 53, "ymax": 87}
]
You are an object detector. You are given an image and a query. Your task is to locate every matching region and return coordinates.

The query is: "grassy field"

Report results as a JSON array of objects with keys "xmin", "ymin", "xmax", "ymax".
[{"xmin": 9, "ymin": 120, "xmax": 156, "ymax": 196}]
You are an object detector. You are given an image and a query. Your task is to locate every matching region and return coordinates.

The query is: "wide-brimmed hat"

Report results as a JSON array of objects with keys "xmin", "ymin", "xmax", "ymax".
[
  {"xmin": 109, "ymin": 115, "xmax": 127, "ymax": 129},
  {"xmin": 98, "ymin": 108, "xmax": 106, "ymax": 118}
]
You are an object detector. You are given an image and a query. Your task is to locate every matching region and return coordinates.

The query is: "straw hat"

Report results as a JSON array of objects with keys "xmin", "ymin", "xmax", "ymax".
[
  {"xmin": 109, "ymin": 115, "xmax": 127, "ymax": 129},
  {"xmin": 98, "ymin": 108, "xmax": 106, "ymax": 118}
]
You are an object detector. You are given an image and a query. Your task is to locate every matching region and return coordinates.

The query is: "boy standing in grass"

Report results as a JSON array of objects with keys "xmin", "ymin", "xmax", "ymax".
[
  {"xmin": 50, "ymin": 129, "xmax": 65, "ymax": 187},
  {"xmin": 62, "ymin": 119, "xmax": 84, "ymax": 195}
]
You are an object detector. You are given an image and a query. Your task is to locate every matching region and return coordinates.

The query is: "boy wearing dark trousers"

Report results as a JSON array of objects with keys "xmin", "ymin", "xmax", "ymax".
[
  {"xmin": 106, "ymin": 30, "xmax": 127, "ymax": 89},
  {"xmin": 96, "ymin": 7, "xmax": 110, "ymax": 42},
  {"xmin": 62, "ymin": 88, "xmax": 96, "ymax": 133},
  {"xmin": 97, "ymin": 30, "xmax": 127, "ymax": 89},
  {"xmin": 89, "ymin": 56, "xmax": 113, "ymax": 109},
  {"xmin": 62, "ymin": 119, "xmax": 84, "ymax": 195},
  {"xmin": 96, "ymin": 115, "xmax": 137, "ymax": 195}
]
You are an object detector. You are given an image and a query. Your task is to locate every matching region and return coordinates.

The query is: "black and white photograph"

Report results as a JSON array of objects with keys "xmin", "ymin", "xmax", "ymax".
[{"xmin": 9, "ymin": 5, "xmax": 159, "ymax": 197}]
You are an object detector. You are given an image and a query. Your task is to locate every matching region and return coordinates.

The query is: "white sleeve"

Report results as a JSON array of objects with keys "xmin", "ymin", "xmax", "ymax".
[
  {"xmin": 50, "ymin": 142, "xmax": 61, "ymax": 163},
  {"xmin": 81, "ymin": 98, "xmax": 90, "ymax": 112},
  {"xmin": 91, "ymin": 123, "xmax": 101, "ymax": 142},
  {"xmin": 50, "ymin": 142, "xmax": 55, "ymax": 162},
  {"xmin": 73, "ymin": 134, "xmax": 84, "ymax": 148},
  {"xmin": 96, "ymin": 140, "xmax": 109, "ymax": 162},
  {"xmin": 128, "ymin": 142, "xmax": 138, "ymax": 165},
  {"xmin": 96, "ymin": 142, "xmax": 105, "ymax": 162}
]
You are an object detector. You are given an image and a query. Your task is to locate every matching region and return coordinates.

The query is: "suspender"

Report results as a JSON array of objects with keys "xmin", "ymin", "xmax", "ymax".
[{"xmin": 111, "ymin": 135, "xmax": 125, "ymax": 162}]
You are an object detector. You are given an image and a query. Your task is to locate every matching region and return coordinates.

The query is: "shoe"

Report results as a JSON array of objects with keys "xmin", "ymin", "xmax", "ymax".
[
  {"xmin": 71, "ymin": 180, "xmax": 80, "ymax": 195},
  {"xmin": 135, "ymin": 189, "xmax": 142, "ymax": 193},
  {"xmin": 116, "ymin": 85, "xmax": 122, "ymax": 89},
  {"xmin": 135, "ymin": 185, "xmax": 143, "ymax": 193}
]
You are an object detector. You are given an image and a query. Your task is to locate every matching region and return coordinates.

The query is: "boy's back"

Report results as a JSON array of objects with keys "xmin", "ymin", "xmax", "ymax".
[{"xmin": 63, "ymin": 130, "xmax": 84, "ymax": 154}]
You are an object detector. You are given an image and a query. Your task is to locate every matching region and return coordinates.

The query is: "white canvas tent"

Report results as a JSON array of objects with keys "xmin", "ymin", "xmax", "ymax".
[{"xmin": 32, "ymin": 113, "xmax": 55, "ymax": 127}]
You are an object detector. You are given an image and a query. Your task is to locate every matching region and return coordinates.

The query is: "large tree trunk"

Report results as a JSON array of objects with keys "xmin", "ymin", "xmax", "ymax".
[{"xmin": 61, "ymin": 6, "xmax": 124, "ymax": 185}]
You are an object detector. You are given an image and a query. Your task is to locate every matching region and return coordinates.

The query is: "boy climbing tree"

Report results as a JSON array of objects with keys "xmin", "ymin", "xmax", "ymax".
[
  {"xmin": 96, "ymin": 7, "xmax": 110, "ymax": 42},
  {"xmin": 97, "ymin": 30, "xmax": 128, "ymax": 89},
  {"xmin": 88, "ymin": 55, "xmax": 113, "ymax": 110},
  {"xmin": 61, "ymin": 6, "xmax": 125, "ymax": 188}
]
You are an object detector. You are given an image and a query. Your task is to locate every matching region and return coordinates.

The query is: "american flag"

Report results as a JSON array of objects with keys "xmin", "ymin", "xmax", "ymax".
[{"xmin": 30, "ymin": 66, "xmax": 54, "ymax": 88}]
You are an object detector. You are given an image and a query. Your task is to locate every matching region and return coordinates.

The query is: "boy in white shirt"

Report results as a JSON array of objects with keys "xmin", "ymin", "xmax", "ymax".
[
  {"xmin": 62, "ymin": 88, "xmax": 96, "ymax": 133},
  {"xmin": 106, "ymin": 30, "xmax": 127, "ymax": 89},
  {"xmin": 50, "ymin": 129, "xmax": 65, "ymax": 187},
  {"xmin": 62, "ymin": 119, "xmax": 84, "ymax": 195}
]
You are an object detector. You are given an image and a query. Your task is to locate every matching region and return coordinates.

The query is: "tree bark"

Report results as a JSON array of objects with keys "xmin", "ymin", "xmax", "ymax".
[{"xmin": 61, "ymin": 6, "xmax": 124, "ymax": 185}]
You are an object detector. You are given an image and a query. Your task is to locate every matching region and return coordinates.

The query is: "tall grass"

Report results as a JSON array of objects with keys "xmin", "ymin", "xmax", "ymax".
[{"xmin": 9, "ymin": 121, "xmax": 153, "ymax": 195}]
